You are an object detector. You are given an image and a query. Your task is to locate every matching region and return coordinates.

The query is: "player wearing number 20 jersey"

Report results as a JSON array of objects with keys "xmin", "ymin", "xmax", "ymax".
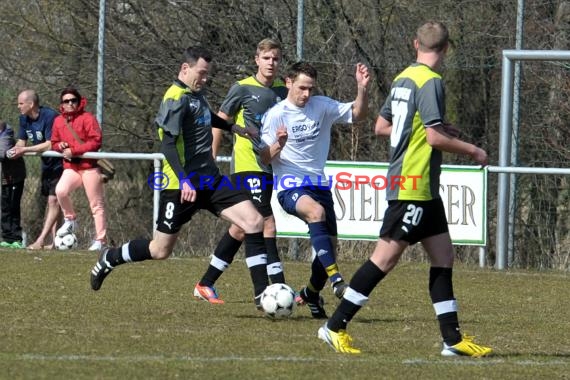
[
  {"xmin": 379, "ymin": 63, "xmax": 445, "ymax": 201},
  {"xmin": 321, "ymin": 22, "xmax": 491, "ymax": 357}
]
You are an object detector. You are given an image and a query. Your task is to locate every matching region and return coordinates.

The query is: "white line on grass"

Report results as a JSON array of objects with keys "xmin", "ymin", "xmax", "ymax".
[
  {"xmin": 12, "ymin": 354, "xmax": 569, "ymax": 366},
  {"xmin": 403, "ymin": 358, "xmax": 569, "ymax": 366}
]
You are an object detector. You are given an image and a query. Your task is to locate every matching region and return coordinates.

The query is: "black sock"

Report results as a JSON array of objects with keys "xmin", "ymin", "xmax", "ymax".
[
  {"xmin": 200, "ymin": 231, "xmax": 242, "ymax": 287},
  {"xmin": 328, "ymin": 260, "xmax": 386, "ymax": 332},
  {"xmin": 244, "ymin": 232, "xmax": 268, "ymax": 297},
  {"xmin": 429, "ymin": 267, "xmax": 461, "ymax": 345},
  {"xmin": 106, "ymin": 239, "xmax": 152, "ymax": 267},
  {"xmin": 265, "ymin": 237, "xmax": 285, "ymax": 283}
]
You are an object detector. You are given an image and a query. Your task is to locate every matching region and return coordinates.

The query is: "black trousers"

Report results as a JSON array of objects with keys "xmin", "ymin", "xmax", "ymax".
[{"xmin": 2, "ymin": 181, "xmax": 25, "ymax": 243}]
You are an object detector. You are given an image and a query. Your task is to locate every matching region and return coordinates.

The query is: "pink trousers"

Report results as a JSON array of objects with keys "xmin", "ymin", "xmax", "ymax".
[{"xmin": 55, "ymin": 168, "xmax": 106, "ymax": 242}]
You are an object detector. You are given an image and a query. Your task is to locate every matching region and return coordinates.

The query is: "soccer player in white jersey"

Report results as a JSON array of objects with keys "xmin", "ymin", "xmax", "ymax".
[{"xmin": 259, "ymin": 61, "xmax": 370, "ymax": 318}]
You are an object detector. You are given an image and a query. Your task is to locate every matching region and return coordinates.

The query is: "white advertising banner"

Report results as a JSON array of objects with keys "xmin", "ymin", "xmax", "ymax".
[{"xmin": 272, "ymin": 161, "xmax": 487, "ymax": 245}]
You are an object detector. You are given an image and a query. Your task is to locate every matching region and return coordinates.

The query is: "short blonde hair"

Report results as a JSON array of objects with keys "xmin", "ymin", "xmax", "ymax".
[
  {"xmin": 256, "ymin": 38, "xmax": 282, "ymax": 56},
  {"xmin": 416, "ymin": 21, "xmax": 449, "ymax": 53}
]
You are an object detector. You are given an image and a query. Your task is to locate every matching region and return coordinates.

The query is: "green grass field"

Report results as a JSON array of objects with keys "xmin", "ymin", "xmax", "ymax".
[{"xmin": 0, "ymin": 249, "xmax": 568, "ymax": 380}]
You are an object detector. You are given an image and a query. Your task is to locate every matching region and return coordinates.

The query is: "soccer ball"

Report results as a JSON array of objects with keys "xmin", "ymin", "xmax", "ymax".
[
  {"xmin": 260, "ymin": 283, "xmax": 296, "ymax": 319},
  {"xmin": 54, "ymin": 233, "xmax": 78, "ymax": 251}
]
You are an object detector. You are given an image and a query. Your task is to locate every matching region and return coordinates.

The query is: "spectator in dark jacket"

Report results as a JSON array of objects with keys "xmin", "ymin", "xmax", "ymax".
[
  {"xmin": 0, "ymin": 120, "xmax": 27, "ymax": 248},
  {"xmin": 12, "ymin": 89, "xmax": 62, "ymax": 250}
]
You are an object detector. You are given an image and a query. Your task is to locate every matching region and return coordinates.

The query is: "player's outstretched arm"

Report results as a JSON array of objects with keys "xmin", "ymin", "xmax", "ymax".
[{"xmin": 425, "ymin": 125, "xmax": 488, "ymax": 166}]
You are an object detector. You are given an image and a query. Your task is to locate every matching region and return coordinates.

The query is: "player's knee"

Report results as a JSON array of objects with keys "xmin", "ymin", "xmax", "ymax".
[
  {"xmin": 152, "ymin": 249, "xmax": 171, "ymax": 260},
  {"xmin": 304, "ymin": 206, "xmax": 326, "ymax": 223},
  {"xmin": 242, "ymin": 211, "xmax": 264, "ymax": 233},
  {"xmin": 228, "ymin": 224, "xmax": 246, "ymax": 240},
  {"xmin": 150, "ymin": 244, "xmax": 172, "ymax": 260},
  {"xmin": 263, "ymin": 223, "xmax": 276, "ymax": 236},
  {"xmin": 263, "ymin": 216, "xmax": 276, "ymax": 230},
  {"xmin": 252, "ymin": 212, "xmax": 264, "ymax": 230}
]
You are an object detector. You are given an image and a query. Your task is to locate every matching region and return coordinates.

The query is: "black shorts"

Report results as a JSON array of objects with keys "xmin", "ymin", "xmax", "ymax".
[
  {"xmin": 231, "ymin": 172, "xmax": 273, "ymax": 218},
  {"xmin": 379, "ymin": 198, "xmax": 449, "ymax": 245},
  {"xmin": 156, "ymin": 177, "xmax": 250, "ymax": 234},
  {"xmin": 40, "ymin": 169, "xmax": 63, "ymax": 197}
]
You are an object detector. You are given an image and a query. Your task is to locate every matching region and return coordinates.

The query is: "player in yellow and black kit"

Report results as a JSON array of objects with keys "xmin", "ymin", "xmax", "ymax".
[
  {"xmin": 194, "ymin": 39, "xmax": 288, "ymax": 305},
  {"xmin": 90, "ymin": 47, "xmax": 271, "ymax": 310},
  {"xmin": 319, "ymin": 21, "xmax": 493, "ymax": 356}
]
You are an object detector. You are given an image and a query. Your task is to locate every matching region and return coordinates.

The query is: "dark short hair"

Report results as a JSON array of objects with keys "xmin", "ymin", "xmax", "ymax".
[
  {"xmin": 183, "ymin": 46, "xmax": 213, "ymax": 67},
  {"xmin": 286, "ymin": 61, "xmax": 317, "ymax": 81},
  {"xmin": 60, "ymin": 87, "xmax": 82, "ymax": 101}
]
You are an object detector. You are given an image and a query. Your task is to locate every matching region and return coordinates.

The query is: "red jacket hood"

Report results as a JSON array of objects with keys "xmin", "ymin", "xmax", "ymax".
[{"xmin": 59, "ymin": 97, "xmax": 88, "ymax": 120}]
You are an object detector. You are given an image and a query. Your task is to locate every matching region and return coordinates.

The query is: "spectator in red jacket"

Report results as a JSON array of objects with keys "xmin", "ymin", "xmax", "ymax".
[{"xmin": 51, "ymin": 87, "xmax": 107, "ymax": 251}]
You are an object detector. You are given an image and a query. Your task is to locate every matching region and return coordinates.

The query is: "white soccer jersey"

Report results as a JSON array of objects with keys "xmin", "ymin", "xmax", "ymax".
[{"xmin": 260, "ymin": 96, "xmax": 353, "ymax": 192}]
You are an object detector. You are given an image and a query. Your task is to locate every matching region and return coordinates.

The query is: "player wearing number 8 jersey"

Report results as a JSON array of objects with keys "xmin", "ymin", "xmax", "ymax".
[
  {"xmin": 89, "ymin": 47, "xmax": 270, "ymax": 312},
  {"xmin": 319, "ymin": 21, "xmax": 493, "ymax": 356}
]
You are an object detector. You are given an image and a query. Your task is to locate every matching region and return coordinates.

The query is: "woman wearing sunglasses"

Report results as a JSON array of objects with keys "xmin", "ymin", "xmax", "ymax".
[{"xmin": 50, "ymin": 87, "xmax": 107, "ymax": 251}]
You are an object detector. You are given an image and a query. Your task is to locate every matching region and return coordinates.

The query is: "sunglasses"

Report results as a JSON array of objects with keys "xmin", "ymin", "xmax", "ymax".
[{"xmin": 61, "ymin": 98, "xmax": 79, "ymax": 105}]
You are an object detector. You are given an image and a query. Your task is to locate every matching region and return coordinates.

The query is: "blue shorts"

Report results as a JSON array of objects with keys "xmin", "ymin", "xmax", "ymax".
[{"xmin": 277, "ymin": 186, "xmax": 337, "ymax": 236}]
